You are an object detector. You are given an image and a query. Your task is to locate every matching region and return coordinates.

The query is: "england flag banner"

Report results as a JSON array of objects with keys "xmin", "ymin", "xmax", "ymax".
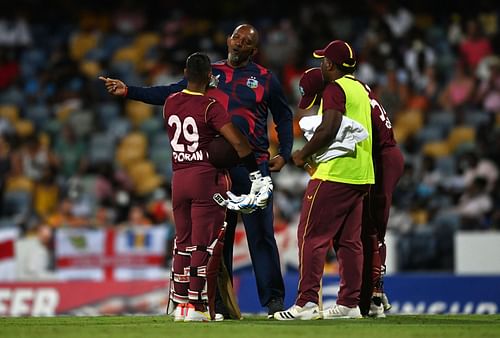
[{"xmin": 55, "ymin": 226, "xmax": 169, "ymax": 281}]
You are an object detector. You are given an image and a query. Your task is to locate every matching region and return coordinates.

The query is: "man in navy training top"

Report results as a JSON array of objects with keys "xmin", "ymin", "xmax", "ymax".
[{"xmin": 99, "ymin": 24, "xmax": 293, "ymax": 318}]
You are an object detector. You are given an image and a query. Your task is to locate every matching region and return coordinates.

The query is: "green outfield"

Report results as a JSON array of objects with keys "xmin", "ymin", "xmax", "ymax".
[{"xmin": 1, "ymin": 315, "xmax": 500, "ymax": 338}]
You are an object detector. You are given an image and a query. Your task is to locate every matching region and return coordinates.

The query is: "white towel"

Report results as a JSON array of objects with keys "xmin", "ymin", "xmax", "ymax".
[{"xmin": 299, "ymin": 115, "xmax": 369, "ymax": 163}]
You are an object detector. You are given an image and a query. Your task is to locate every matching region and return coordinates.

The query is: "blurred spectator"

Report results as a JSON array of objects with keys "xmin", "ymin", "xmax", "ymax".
[
  {"xmin": 66, "ymin": 177, "xmax": 94, "ymax": 218},
  {"xmin": 120, "ymin": 204, "xmax": 152, "ymax": 227},
  {"xmin": 460, "ymin": 151, "xmax": 498, "ymax": 192},
  {"xmin": 447, "ymin": 13, "xmax": 464, "ymax": 49},
  {"xmin": 0, "ymin": 17, "xmax": 32, "ymax": 47},
  {"xmin": 0, "ymin": 135, "xmax": 11, "ymax": 195},
  {"xmin": 10, "ymin": 133, "xmax": 58, "ymax": 182},
  {"xmin": 404, "ymin": 39, "xmax": 436, "ymax": 93},
  {"xmin": 0, "ymin": 48, "xmax": 20, "ymax": 90},
  {"xmin": 376, "ymin": 66, "xmax": 410, "ymax": 119},
  {"xmin": 393, "ymin": 162, "xmax": 418, "ymax": 209},
  {"xmin": 456, "ymin": 176, "xmax": 493, "ymax": 229},
  {"xmin": 0, "ymin": 117, "xmax": 13, "ymax": 136},
  {"xmin": 91, "ymin": 205, "xmax": 116, "ymax": 228},
  {"xmin": 46, "ymin": 197, "xmax": 88, "ymax": 228},
  {"xmin": 422, "ymin": 66, "xmax": 439, "ymax": 109},
  {"xmin": 438, "ymin": 61, "xmax": 475, "ymax": 112},
  {"xmin": 459, "ymin": 19, "xmax": 493, "ymax": 72},
  {"xmin": 15, "ymin": 222, "xmax": 55, "ymax": 280},
  {"xmin": 476, "ymin": 56, "xmax": 500, "ymax": 114},
  {"xmin": 147, "ymin": 188, "xmax": 173, "ymax": 225},
  {"xmin": 53, "ymin": 124, "xmax": 88, "ymax": 179},
  {"xmin": 261, "ymin": 19, "xmax": 299, "ymax": 75},
  {"xmin": 383, "ymin": 5, "xmax": 414, "ymax": 40},
  {"xmin": 419, "ymin": 156, "xmax": 443, "ymax": 192},
  {"xmin": 33, "ymin": 166, "xmax": 59, "ymax": 218}
]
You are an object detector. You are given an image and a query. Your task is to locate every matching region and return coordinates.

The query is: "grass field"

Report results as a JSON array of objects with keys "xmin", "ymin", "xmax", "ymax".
[{"xmin": 1, "ymin": 315, "xmax": 500, "ymax": 338}]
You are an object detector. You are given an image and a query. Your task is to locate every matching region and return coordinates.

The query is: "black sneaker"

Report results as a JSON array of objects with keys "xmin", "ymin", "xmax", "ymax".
[{"xmin": 267, "ymin": 297, "xmax": 284, "ymax": 319}]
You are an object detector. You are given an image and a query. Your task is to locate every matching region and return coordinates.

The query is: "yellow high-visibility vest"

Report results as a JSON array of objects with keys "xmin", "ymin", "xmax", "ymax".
[{"xmin": 312, "ymin": 75, "xmax": 374, "ymax": 184}]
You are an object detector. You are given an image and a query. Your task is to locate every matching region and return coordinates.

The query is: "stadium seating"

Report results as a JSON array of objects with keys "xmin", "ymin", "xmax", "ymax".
[
  {"xmin": 125, "ymin": 101, "xmax": 153, "ymax": 127},
  {"xmin": 89, "ymin": 133, "xmax": 116, "ymax": 165},
  {"xmin": 447, "ymin": 126, "xmax": 475, "ymax": 152},
  {"xmin": 1, "ymin": 3, "xmax": 499, "ymax": 277},
  {"xmin": 0, "ymin": 105, "xmax": 19, "ymax": 124},
  {"xmin": 115, "ymin": 132, "xmax": 148, "ymax": 168},
  {"xmin": 422, "ymin": 141, "xmax": 450, "ymax": 157},
  {"xmin": 14, "ymin": 120, "xmax": 34, "ymax": 138}
]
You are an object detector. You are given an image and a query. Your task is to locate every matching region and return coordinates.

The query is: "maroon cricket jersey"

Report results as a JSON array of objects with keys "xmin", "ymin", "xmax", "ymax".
[
  {"xmin": 322, "ymin": 79, "xmax": 397, "ymax": 158},
  {"xmin": 163, "ymin": 89, "xmax": 231, "ymax": 171}
]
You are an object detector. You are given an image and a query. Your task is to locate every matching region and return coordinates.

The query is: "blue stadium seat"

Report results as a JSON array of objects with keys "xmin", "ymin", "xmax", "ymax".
[
  {"xmin": 153, "ymin": 133, "xmax": 171, "ymax": 149},
  {"xmin": 433, "ymin": 211, "xmax": 461, "ymax": 230},
  {"xmin": 464, "ymin": 110, "xmax": 490, "ymax": 127},
  {"xmin": 150, "ymin": 134, "xmax": 172, "ymax": 180},
  {"xmin": 435, "ymin": 156, "xmax": 456, "ymax": 175},
  {"xmin": 140, "ymin": 117, "xmax": 164, "ymax": 141},
  {"xmin": 68, "ymin": 110, "xmax": 94, "ymax": 138},
  {"xmin": 89, "ymin": 133, "xmax": 116, "ymax": 165},
  {"xmin": 3, "ymin": 190, "xmax": 32, "ymax": 217},
  {"xmin": 106, "ymin": 118, "xmax": 131, "ymax": 140},
  {"xmin": 25, "ymin": 104, "xmax": 50, "ymax": 130},
  {"xmin": 150, "ymin": 146, "xmax": 172, "ymax": 181},
  {"xmin": 416, "ymin": 125, "xmax": 444, "ymax": 144},
  {"xmin": 428, "ymin": 111, "xmax": 455, "ymax": 133},
  {"xmin": 97, "ymin": 102, "xmax": 121, "ymax": 130}
]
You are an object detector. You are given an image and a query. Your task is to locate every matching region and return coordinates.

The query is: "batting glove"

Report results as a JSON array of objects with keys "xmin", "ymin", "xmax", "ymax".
[
  {"xmin": 249, "ymin": 171, "xmax": 273, "ymax": 209},
  {"xmin": 213, "ymin": 192, "xmax": 257, "ymax": 214}
]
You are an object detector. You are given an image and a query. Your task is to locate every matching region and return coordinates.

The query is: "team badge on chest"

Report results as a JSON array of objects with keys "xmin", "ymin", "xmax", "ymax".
[{"xmin": 246, "ymin": 76, "xmax": 258, "ymax": 89}]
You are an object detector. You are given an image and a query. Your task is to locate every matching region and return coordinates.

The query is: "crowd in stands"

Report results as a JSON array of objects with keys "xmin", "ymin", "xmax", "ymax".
[{"xmin": 1, "ymin": 1, "xmax": 499, "ymax": 273}]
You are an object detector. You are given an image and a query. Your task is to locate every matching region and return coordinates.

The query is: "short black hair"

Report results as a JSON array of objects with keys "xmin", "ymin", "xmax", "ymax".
[{"xmin": 185, "ymin": 52, "xmax": 211, "ymax": 83}]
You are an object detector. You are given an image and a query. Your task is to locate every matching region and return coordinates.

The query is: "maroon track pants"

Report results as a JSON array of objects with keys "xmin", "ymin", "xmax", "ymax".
[
  {"xmin": 171, "ymin": 166, "xmax": 230, "ymax": 304},
  {"xmin": 360, "ymin": 146, "xmax": 404, "ymax": 313},
  {"xmin": 296, "ymin": 179, "xmax": 369, "ymax": 308}
]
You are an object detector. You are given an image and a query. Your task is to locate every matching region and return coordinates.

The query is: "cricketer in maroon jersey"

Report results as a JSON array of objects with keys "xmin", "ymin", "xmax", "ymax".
[
  {"xmin": 297, "ymin": 67, "xmax": 404, "ymax": 316},
  {"xmin": 164, "ymin": 52, "xmax": 263, "ymax": 321},
  {"xmin": 164, "ymin": 90, "xmax": 231, "ymax": 171}
]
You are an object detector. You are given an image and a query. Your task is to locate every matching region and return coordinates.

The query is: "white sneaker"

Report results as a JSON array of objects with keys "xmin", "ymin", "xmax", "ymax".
[
  {"xmin": 214, "ymin": 313, "xmax": 224, "ymax": 321},
  {"xmin": 322, "ymin": 304, "xmax": 362, "ymax": 319},
  {"xmin": 274, "ymin": 302, "xmax": 321, "ymax": 321},
  {"xmin": 381, "ymin": 293, "xmax": 392, "ymax": 311},
  {"xmin": 184, "ymin": 307, "xmax": 210, "ymax": 322},
  {"xmin": 174, "ymin": 304, "xmax": 188, "ymax": 322},
  {"xmin": 368, "ymin": 301, "xmax": 386, "ymax": 318}
]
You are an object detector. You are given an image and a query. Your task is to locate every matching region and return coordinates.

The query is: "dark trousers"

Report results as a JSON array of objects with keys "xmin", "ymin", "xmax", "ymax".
[
  {"xmin": 360, "ymin": 146, "xmax": 404, "ymax": 313},
  {"xmin": 223, "ymin": 163, "xmax": 285, "ymax": 307},
  {"xmin": 171, "ymin": 167, "xmax": 230, "ymax": 303},
  {"xmin": 296, "ymin": 179, "xmax": 368, "ymax": 308}
]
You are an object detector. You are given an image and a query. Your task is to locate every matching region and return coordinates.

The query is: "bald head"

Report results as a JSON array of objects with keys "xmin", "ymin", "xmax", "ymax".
[
  {"xmin": 233, "ymin": 24, "xmax": 259, "ymax": 46},
  {"xmin": 227, "ymin": 24, "xmax": 259, "ymax": 67}
]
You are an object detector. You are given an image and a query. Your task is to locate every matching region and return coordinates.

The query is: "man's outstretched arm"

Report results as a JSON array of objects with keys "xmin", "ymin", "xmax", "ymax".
[{"xmin": 99, "ymin": 76, "xmax": 187, "ymax": 106}]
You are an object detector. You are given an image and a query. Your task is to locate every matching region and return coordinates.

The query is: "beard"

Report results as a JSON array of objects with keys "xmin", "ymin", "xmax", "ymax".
[
  {"xmin": 228, "ymin": 49, "xmax": 252, "ymax": 67},
  {"xmin": 229, "ymin": 52, "xmax": 240, "ymax": 64}
]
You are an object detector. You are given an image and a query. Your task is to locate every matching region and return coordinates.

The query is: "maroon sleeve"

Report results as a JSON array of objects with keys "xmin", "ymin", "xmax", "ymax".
[
  {"xmin": 322, "ymin": 82, "xmax": 346, "ymax": 114},
  {"xmin": 206, "ymin": 100, "xmax": 232, "ymax": 131},
  {"xmin": 368, "ymin": 91, "xmax": 398, "ymax": 152}
]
